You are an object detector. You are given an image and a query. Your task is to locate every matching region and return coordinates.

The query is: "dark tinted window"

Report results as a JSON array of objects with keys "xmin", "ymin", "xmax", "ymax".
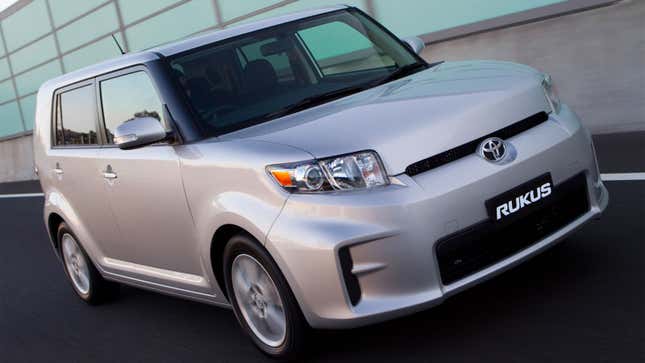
[
  {"xmin": 100, "ymin": 71, "xmax": 165, "ymax": 144},
  {"xmin": 57, "ymin": 85, "xmax": 99, "ymax": 146},
  {"xmin": 239, "ymin": 37, "xmax": 295, "ymax": 81},
  {"xmin": 169, "ymin": 9, "xmax": 422, "ymax": 136}
]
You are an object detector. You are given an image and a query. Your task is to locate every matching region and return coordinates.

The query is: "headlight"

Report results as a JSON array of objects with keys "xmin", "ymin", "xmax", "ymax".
[
  {"xmin": 267, "ymin": 151, "xmax": 389, "ymax": 193},
  {"xmin": 542, "ymin": 74, "xmax": 561, "ymax": 114}
]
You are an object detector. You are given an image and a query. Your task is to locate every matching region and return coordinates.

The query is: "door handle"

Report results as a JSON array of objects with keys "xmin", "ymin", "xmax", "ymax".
[
  {"xmin": 103, "ymin": 171, "xmax": 118, "ymax": 180},
  {"xmin": 102, "ymin": 165, "xmax": 117, "ymax": 180},
  {"xmin": 53, "ymin": 162, "xmax": 64, "ymax": 175}
]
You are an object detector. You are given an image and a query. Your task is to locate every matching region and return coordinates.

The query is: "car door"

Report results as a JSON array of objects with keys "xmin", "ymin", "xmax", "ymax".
[
  {"xmin": 46, "ymin": 80, "xmax": 119, "ymax": 259},
  {"xmin": 95, "ymin": 67, "xmax": 205, "ymax": 291}
]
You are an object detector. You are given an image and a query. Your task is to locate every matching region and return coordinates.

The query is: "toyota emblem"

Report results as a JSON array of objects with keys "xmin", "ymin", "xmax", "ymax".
[{"xmin": 478, "ymin": 137, "xmax": 507, "ymax": 163}]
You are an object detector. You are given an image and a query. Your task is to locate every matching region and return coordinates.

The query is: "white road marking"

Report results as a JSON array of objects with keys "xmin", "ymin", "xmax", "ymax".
[
  {"xmin": 0, "ymin": 193, "xmax": 44, "ymax": 199},
  {"xmin": 0, "ymin": 173, "xmax": 643, "ymax": 198},
  {"xmin": 601, "ymin": 173, "xmax": 645, "ymax": 181}
]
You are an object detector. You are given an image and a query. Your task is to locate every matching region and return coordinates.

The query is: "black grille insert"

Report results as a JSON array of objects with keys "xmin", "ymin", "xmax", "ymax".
[
  {"xmin": 339, "ymin": 246, "xmax": 361, "ymax": 306},
  {"xmin": 405, "ymin": 112, "xmax": 549, "ymax": 176},
  {"xmin": 435, "ymin": 173, "xmax": 589, "ymax": 285}
]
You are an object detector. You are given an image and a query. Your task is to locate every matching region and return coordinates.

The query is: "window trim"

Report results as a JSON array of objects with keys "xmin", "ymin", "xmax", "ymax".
[
  {"xmin": 51, "ymin": 79, "xmax": 103, "ymax": 149},
  {"xmin": 95, "ymin": 65, "xmax": 171, "ymax": 149},
  {"xmin": 292, "ymin": 32, "xmax": 323, "ymax": 81}
]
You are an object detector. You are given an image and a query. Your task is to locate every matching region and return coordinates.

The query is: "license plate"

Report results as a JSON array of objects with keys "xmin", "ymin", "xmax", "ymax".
[{"xmin": 486, "ymin": 173, "xmax": 554, "ymax": 224}]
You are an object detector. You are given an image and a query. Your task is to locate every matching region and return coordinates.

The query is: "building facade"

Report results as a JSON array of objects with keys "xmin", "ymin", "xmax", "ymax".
[{"xmin": 0, "ymin": 0, "xmax": 639, "ymax": 182}]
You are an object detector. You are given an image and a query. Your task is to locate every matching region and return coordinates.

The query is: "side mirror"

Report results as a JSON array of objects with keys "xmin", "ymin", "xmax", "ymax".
[
  {"xmin": 113, "ymin": 117, "xmax": 168, "ymax": 150},
  {"xmin": 402, "ymin": 36, "xmax": 426, "ymax": 55}
]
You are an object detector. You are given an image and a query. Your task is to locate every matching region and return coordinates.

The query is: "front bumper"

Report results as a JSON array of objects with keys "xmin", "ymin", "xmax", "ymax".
[{"xmin": 265, "ymin": 106, "xmax": 608, "ymax": 329}]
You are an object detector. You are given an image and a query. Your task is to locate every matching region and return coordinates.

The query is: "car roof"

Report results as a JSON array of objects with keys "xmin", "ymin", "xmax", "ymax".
[{"xmin": 40, "ymin": 5, "xmax": 348, "ymax": 91}]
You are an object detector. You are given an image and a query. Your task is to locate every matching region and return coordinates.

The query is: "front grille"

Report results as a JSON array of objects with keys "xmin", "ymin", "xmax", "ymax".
[
  {"xmin": 405, "ymin": 112, "xmax": 549, "ymax": 177},
  {"xmin": 435, "ymin": 173, "xmax": 589, "ymax": 285}
]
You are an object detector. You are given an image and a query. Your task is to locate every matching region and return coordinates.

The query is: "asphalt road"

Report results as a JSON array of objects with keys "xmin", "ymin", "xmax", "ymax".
[{"xmin": 1, "ymin": 133, "xmax": 644, "ymax": 362}]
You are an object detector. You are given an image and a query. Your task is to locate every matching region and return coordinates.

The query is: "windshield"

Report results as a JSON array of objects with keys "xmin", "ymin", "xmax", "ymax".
[{"xmin": 169, "ymin": 8, "xmax": 426, "ymax": 136}]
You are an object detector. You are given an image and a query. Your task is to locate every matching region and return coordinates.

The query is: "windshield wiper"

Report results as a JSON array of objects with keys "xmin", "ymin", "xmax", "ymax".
[
  {"xmin": 253, "ymin": 62, "xmax": 430, "ymax": 123},
  {"xmin": 261, "ymin": 85, "xmax": 370, "ymax": 121},
  {"xmin": 370, "ymin": 62, "xmax": 429, "ymax": 87}
]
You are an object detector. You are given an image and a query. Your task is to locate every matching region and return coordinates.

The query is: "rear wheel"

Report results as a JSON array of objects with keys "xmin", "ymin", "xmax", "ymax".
[
  {"xmin": 57, "ymin": 223, "xmax": 119, "ymax": 304},
  {"xmin": 223, "ymin": 233, "xmax": 308, "ymax": 359}
]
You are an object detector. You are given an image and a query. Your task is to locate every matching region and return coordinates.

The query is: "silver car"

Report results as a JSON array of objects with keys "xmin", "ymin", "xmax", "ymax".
[{"xmin": 34, "ymin": 5, "xmax": 608, "ymax": 358}]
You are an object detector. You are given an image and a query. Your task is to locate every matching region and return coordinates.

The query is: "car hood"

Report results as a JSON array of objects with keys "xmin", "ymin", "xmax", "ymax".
[{"xmin": 219, "ymin": 60, "xmax": 551, "ymax": 175}]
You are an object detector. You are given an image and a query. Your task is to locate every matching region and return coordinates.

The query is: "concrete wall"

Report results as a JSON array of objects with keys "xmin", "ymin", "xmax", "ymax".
[
  {"xmin": 0, "ymin": 0, "xmax": 642, "ymax": 183},
  {"xmin": 0, "ymin": 134, "xmax": 34, "ymax": 182},
  {"xmin": 422, "ymin": 0, "xmax": 644, "ymax": 134}
]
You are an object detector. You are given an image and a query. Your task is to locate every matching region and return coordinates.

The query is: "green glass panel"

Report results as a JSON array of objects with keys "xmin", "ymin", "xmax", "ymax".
[
  {"xmin": 373, "ymin": 0, "xmax": 565, "ymax": 37},
  {"xmin": 50, "ymin": 0, "xmax": 107, "ymax": 27},
  {"xmin": 63, "ymin": 36, "xmax": 123, "ymax": 72},
  {"xmin": 229, "ymin": 0, "xmax": 367, "ymax": 26},
  {"xmin": 0, "ymin": 101, "xmax": 23, "ymax": 137},
  {"xmin": 118, "ymin": 0, "xmax": 181, "ymax": 25},
  {"xmin": 219, "ymin": 0, "xmax": 281, "ymax": 22},
  {"xmin": 57, "ymin": 2, "xmax": 118, "ymax": 53},
  {"xmin": 0, "ymin": 58, "xmax": 11, "ymax": 80},
  {"xmin": 20, "ymin": 94, "xmax": 37, "ymax": 130},
  {"xmin": 125, "ymin": 0, "xmax": 216, "ymax": 51},
  {"xmin": 10, "ymin": 35, "xmax": 57, "ymax": 74},
  {"xmin": 15, "ymin": 60, "xmax": 61, "ymax": 96},
  {"xmin": 1, "ymin": 0, "xmax": 51, "ymax": 51},
  {"xmin": 298, "ymin": 21, "xmax": 372, "ymax": 61},
  {"xmin": 0, "ymin": 79, "xmax": 15, "ymax": 103}
]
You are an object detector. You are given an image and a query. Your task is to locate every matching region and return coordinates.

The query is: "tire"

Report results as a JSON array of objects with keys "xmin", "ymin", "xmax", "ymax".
[
  {"xmin": 223, "ymin": 233, "xmax": 308, "ymax": 359},
  {"xmin": 57, "ymin": 222, "xmax": 119, "ymax": 304}
]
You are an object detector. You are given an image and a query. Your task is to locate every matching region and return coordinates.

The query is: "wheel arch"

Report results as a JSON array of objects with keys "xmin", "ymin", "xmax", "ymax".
[
  {"xmin": 47, "ymin": 212, "xmax": 65, "ymax": 254},
  {"xmin": 210, "ymin": 224, "xmax": 248, "ymax": 301}
]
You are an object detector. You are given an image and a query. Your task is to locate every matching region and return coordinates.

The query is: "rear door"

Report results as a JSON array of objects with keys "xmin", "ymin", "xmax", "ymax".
[
  {"xmin": 46, "ymin": 80, "xmax": 117, "ymax": 257},
  {"xmin": 94, "ymin": 67, "xmax": 204, "ymax": 291}
]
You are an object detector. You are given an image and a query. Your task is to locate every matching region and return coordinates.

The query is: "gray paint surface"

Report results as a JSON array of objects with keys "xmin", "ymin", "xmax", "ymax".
[{"xmin": 32, "ymin": 8, "xmax": 608, "ymax": 328}]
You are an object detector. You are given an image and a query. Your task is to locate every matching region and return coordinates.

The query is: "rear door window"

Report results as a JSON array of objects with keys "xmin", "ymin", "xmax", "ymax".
[
  {"xmin": 99, "ymin": 71, "xmax": 165, "ymax": 144},
  {"xmin": 56, "ymin": 84, "xmax": 99, "ymax": 146}
]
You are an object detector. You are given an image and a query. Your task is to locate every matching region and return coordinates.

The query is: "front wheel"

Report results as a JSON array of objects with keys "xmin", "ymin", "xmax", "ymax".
[{"xmin": 223, "ymin": 233, "xmax": 308, "ymax": 359}]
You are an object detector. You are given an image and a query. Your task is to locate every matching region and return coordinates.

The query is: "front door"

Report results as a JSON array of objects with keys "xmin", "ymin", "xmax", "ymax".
[{"xmin": 95, "ymin": 68, "xmax": 205, "ymax": 291}]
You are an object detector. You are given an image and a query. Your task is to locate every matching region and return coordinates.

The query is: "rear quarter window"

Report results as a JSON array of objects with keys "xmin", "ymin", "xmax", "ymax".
[{"xmin": 54, "ymin": 84, "xmax": 99, "ymax": 146}]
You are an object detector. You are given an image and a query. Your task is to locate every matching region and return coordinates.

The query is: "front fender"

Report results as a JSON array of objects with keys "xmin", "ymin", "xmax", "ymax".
[{"xmin": 176, "ymin": 140, "xmax": 312, "ymax": 301}]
